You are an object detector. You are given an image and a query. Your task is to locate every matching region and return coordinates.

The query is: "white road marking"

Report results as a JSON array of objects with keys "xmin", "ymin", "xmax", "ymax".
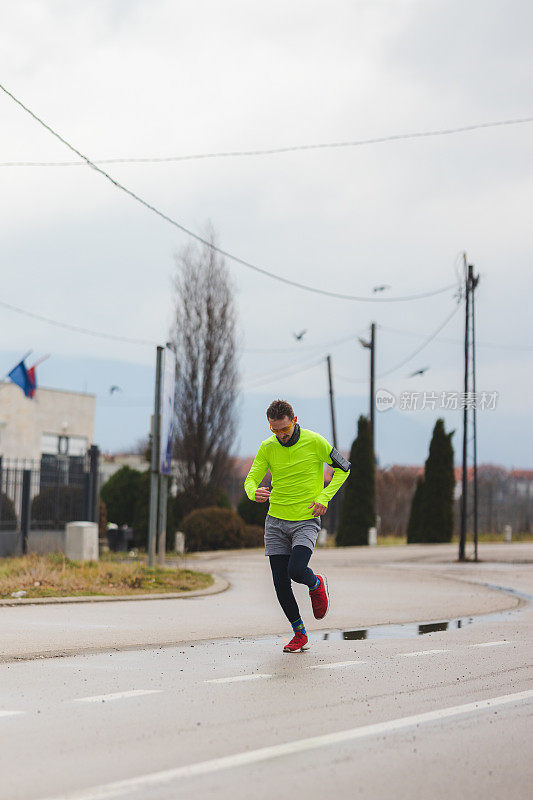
[
  {"xmin": 204, "ymin": 673, "xmax": 272, "ymax": 684},
  {"xmin": 308, "ymin": 660, "xmax": 369, "ymax": 669},
  {"xmin": 400, "ymin": 649, "xmax": 449, "ymax": 657},
  {"xmin": 73, "ymin": 690, "xmax": 161, "ymax": 703},
  {"xmin": 469, "ymin": 640, "xmax": 509, "ymax": 648},
  {"xmin": 0, "ymin": 709, "xmax": 24, "ymax": 719},
  {"xmin": 40, "ymin": 689, "xmax": 533, "ymax": 800}
]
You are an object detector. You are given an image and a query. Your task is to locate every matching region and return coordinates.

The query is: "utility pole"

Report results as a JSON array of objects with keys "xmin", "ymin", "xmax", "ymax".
[
  {"xmin": 370, "ymin": 321, "xmax": 375, "ymax": 454},
  {"xmin": 459, "ymin": 256, "xmax": 480, "ymax": 562},
  {"xmin": 471, "ymin": 269, "xmax": 479, "ymax": 562},
  {"xmin": 148, "ymin": 346, "xmax": 163, "ymax": 567},
  {"xmin": 359, "ymin": 322, "xmax": 376, "ymax": 456},
  {"xmin": 326, "ymin": 354, "xmax": 338, "ymax": 447}
]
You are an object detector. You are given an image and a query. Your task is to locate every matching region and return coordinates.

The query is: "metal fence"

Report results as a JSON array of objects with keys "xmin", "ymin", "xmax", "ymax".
[{"xmin": 0, "ymin": 448, "xmax": 99, "ymax": 553}]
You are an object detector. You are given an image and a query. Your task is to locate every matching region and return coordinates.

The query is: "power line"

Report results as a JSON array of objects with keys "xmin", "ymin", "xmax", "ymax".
[
  {"xmin": 5, "ymin": 284, "xmax": 526, "ymax": 362},
  {"xmin": 323, "ymin": 305, "xmax": 462, "ymax": 385},
  {"xmin": 377, "ymin": 303, "xmax": 462, "ymax": 379},
  {"xmin": 0, "ymin": 83, "xmax": 457, "ymax": 304},
  {"xmin": 243, "ymin": 330, "xmax": 370, "ymax": 384},
  {"xmin": 335, "ymin": 371, "xmax": 367, "ymax": 385},
  {"xmin": 378, "ymin": 323, "xmax": 533, "ymax": 352},
  {"xmin": 2, "ymin": 116, "xmax": 532, "ymax": 167},
  {"xmin": 243, "ymin": 330, "xmax": 372, "ymax": 389},
  {"xmin": 0, "ymin": 298, "xmax": 157, "ymax": 346},
  {"xmin": 244, "ymin": 355, "xmax": 325, "ymax": 391},
  {"xmin": 246, "ymin": 318, "xmax": 533, "ymax": 357},
  {"xmin": 243, "ymin": 331, "xmax": 364, "ymax": 353},
  {"xmin": 245, "ymin": 352, "xmax": 321, "ymax": 385},
  {"xmin": 0, "ymin": 290, "xmax": 362, "ymax": 351}
]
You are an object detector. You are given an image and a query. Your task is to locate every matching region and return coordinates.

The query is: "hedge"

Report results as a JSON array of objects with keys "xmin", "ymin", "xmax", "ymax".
[
  {"xmin": 181, "ymin": 507, "xmax": 247, "ymax": 552},
  {"xmin": 31, "ymin": 485, "xmax": 83, "ymax": 527},
  {"xmin": 237, "ymin": 492, "xmax": 269, "ymax": 526},
  {"xmin": 0, "ymin": 492, "xmax": 17, "ymax": 529},
  {"xmin": 242, "ymin": 524, "xmax": 265, "ymax": 548}
]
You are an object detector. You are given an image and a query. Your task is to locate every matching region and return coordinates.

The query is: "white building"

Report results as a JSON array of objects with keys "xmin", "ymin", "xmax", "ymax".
[
  {"xmin": 100, "ymin": 453, "xmax": 150, "ymax": 485},
  {"xmin": 0, "ymin": 382, "xmax": 95, "ymax": 463}
]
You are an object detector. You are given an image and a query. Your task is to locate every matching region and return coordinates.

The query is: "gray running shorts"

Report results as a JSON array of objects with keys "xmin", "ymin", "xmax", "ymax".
[{"xmin": 264, "ymin": 514, "xmax": 321, "ymax": 557}]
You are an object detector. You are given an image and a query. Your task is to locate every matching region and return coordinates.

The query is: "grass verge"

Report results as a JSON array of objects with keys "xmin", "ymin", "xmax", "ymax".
[{"xmin": 0, "ymin": 553, "xmax": 213, "ymax": 599}]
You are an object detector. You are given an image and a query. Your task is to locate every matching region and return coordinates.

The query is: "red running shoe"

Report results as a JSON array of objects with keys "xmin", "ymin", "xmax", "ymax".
[
  {"xmin": 283, "ymin": 632, "xmax": 309, "ymax": 653},
  {"xmin": 310, "ymin": 575, "xmax": 329, "ymax": 619}
]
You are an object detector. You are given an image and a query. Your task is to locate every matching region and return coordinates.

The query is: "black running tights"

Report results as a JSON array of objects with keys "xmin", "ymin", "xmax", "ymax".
[{"xmin": 269, "ymin": 545, "xmax": 317, "ymax": 624}]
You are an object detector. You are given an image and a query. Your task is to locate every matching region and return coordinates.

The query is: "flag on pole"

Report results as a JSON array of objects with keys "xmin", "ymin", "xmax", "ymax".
[
  {"xmin": 27, "ymin": 364, "xmax": 37, "ymax": 394},
  {"xmin": 7, "ymin": 353, "xmax": 49, "ymax": 398},
  {"xmin": 8, "ymin": 359, "xmax": 36, "ymax": 397}
]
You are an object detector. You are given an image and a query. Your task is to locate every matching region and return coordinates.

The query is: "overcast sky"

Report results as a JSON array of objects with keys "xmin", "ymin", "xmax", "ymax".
[{"xmin": 0, "ymin": 1, "xmax": 531, "ymax": 465}]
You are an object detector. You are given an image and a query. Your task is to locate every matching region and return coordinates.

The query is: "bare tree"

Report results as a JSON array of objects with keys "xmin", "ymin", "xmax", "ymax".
[
  {"xmin": 170, "ymin": 228, "xmax": 239, "ymax": 501},
  {"xmin": 133, "ymin": 435, "xmax": 151, "ymax": 460},
  {"xmin": 375, "ymin": 465, "xmax": 421, "ymax": 537}
]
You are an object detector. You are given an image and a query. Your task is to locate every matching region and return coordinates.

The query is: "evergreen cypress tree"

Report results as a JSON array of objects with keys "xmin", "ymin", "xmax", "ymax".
[
  {"xmin": 423, "ymin": 418, "xmax": 455, "ymax": 542},
  {"xmin": 336, "ymin": 415, "xmax": 375, "ymax": 546},
  {"xmin": 406, "ymin": 477, "xmax": 425, "ymax": 543},
  {"xmin": 406, "ymin": 419, "xmax": 455, "ymax": 543}
]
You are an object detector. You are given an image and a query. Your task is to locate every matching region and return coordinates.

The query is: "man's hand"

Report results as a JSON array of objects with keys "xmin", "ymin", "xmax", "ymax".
[
  {"xmin": 308, "ymin": 501, "xmax": 327, "ymax": 517},
  {"xmin": 255, "ymin": 487, "xmax": 271, "ymax": 503}
]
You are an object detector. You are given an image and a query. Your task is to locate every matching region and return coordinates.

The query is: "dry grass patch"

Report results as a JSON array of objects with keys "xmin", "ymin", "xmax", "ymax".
[{"xmin": 0, "ymin": 553, "xmax": 213, "ymax": 599}]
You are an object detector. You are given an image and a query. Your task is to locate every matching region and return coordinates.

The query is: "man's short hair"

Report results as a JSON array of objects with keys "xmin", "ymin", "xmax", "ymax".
[{"xmin": 266, "ymin": 399, "xmax": 294, "ymax": 421}]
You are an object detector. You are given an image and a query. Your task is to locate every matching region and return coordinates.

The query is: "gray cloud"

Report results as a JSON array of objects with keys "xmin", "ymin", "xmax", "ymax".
[{"xmin": 0, "ymin": 0, "xmax": 531, "ymax": 463}]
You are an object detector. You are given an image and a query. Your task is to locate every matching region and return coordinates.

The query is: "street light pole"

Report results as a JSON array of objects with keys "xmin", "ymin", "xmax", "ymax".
[
  {"xmin": 325, "ymin": 354, "xmax": 339, "ymax": 534},
  {"xmin": 148, "ymin": 346, "xmax": 163, "ymax": 568}
]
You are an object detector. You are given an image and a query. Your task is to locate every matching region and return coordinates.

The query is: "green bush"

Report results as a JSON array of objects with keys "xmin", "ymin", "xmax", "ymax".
[
  {"xmin": 215, "ymin": 490, "xmax": 231, "ymax": 509},
  {"xmin": 173, "ymin": 486, "xmax": 231, "ymax": 527},
  {"xmin": 130, "ymin": 471, "xmax": 177, "ymax": 551},
  {"xmin": 31, "ymin": 486, "xmax": 83, "ymax": 527},
  {"xmin": 0, "ymin": 492, "xmax": 17, "ymax": 529},
  {"xmin": 101, "ymin": 468, "xmax": 177, "ymax": 550},
  {"xmin": 242, "ymin": 524, "xmax": 264, "ymax": 548},
  {"xmin": 100, "ymin": 466, "xmax": 142, "ymax": 527},
  {"xmin": 181, "ymin": 507, "xmax": 246, "ymax": 552},
  {"xmin": 237, "ymin": 492, "xmax": 269, "ymax": 526},
  {"xmin": 129, "ymin": 469, "xmax": 150, "ymax": 549}
]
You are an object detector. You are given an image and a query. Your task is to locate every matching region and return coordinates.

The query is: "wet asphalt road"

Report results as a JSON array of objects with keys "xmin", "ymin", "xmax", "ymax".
[{"xmin": 0, "ymin": 546, "xmax": 532, "ymax": 799}]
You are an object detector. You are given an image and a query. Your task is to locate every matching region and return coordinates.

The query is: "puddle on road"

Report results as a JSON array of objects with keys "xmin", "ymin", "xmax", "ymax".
[
  {"xmin": 183, "ymin": 583, "xmax": 530, "ymax": 650},
  {"xmin": 312, "ymin": 583, "xmax": 531, "ymax": 643},
  {"xmin": 324, "ymin": 618, "xmax": 483, "ymax": 642}
]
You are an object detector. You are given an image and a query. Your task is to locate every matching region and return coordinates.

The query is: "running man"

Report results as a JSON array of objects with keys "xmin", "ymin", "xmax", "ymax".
[{"xmin": 244, "ymin": 399, "xmax": 351, "ymax": 653}]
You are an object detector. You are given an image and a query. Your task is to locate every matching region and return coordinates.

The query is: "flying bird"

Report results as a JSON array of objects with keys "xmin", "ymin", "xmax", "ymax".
[
  {"xmin": 372, "ymin": 284, "xmax": 391, "ymax": 293},
  {"xmin": 109, "ymin": 385, "xmax": 122, "ymax": 395},
  {"xmin": 408, "ymin": 367, "xmax": 430, "ymax": 378},
  {"xmin": 293, "ymin": 330, "xmax": 307, "ymax": 341}
]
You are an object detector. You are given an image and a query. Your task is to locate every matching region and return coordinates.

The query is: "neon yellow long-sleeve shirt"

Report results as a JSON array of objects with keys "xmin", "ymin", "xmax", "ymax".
[{"xmin": 244, "ymin": 427, "xmax": 350, "ymax": 521}]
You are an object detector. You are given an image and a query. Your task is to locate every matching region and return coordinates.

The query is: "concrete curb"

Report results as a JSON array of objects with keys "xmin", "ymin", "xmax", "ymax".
[{"xmin": 0, "ymin": 573, "xmax": 229, "ymax": 606}]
